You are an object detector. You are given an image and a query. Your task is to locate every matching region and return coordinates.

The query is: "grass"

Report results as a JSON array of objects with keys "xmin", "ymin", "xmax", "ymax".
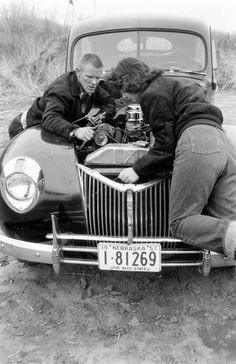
[
  {"xmin": 215, "ymin": 49, "xmax": 236, "ymax": 91},
  {"xmin": 0, "ymin": 2, "xmax": 68, "ymax": 97}
]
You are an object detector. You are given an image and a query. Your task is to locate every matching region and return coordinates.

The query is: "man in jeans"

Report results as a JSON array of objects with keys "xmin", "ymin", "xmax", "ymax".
[
  {"xmin": 8, "ymin": 53, "xmax": 116, "ymax": 141},
  {"xmin": 109, "ymin": 57, "xmax": 236, "ymax": 260}
]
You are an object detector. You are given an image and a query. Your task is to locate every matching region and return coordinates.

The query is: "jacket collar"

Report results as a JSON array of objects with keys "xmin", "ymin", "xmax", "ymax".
[{"xmin": 70, "ymin": 71, "xmax": 83, "ymax": 97}]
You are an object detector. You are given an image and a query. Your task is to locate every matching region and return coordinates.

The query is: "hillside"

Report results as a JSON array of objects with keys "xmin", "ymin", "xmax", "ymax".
[{"xmin": 0, "ymin": 5, "xmax": 68, "ymax": 97}]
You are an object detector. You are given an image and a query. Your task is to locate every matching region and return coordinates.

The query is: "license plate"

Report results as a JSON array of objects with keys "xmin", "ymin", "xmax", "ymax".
[{"xmin": 97, "ymin": 243, "xmax": 161, "ymax": 272}]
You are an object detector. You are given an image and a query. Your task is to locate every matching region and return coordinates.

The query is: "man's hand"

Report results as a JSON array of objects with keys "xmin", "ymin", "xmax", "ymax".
[
  {"xmin": 118, "ymin": 168, "xmax": 139, "ymax": 184},
  {"xmin": 74, "ymin": 126, "xmax": 95, "ymax": 142}
]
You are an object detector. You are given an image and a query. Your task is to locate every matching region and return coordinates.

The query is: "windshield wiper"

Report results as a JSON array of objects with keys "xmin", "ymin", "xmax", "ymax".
[{"xmin": 166, "ymin": 67, "xmax": 206, "ymax": 76}]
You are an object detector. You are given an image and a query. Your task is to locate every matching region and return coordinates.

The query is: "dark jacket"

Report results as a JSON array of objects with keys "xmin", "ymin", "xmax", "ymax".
[
  {"xmin": 27, "ymin": 71, "xmax": 116, "ymax": 139},
  {"xmin": 133, "ymin": 75, "xmax": 223, "ymax": 179}
]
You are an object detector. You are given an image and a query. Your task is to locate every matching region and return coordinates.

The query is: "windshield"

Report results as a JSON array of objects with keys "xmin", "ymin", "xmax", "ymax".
[{"xmin": 73, "ymin": 30, "xmax": 206, "ymax": 72}]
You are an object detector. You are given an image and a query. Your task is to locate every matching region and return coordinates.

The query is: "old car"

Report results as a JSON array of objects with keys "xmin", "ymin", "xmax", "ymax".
[{"xmin": 0, "ymin": 13, "xmax": 235, "ymax": 275}]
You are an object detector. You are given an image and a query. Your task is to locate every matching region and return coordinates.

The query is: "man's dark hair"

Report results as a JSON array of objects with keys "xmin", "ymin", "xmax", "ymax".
[{"xmin": 79, "ymin": 53, "xmax": 104, "ymax": 69}]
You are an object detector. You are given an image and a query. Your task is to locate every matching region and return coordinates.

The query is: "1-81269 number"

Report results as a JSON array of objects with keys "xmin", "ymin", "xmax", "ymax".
[{"xmin": 98, "ymin": 243, "xmax": 161, "ymax": 272}]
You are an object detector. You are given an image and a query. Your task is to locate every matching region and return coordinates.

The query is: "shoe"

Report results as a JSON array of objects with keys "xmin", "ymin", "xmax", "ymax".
[{"xmin": 224, "ymin": 221, "xmax": 236, "ymax": 260}]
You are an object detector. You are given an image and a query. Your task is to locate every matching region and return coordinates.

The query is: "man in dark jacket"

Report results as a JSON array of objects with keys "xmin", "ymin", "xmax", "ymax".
[
  {"xmin": 8, "ymin": 53, "xmax": 116, "ymax": 141},
  {"xmin": 110, "ymin": 57, "xmax": 236, "ymax": 260}
]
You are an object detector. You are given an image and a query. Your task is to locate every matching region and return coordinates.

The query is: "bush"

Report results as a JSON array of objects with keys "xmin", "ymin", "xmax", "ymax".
[
  {"xmin": 215, "ymin": 50, "xmax": 236, "ymax": 91},
  {"xmin": 214, "ymin": 31, "xmax": 236, "ymax": 90},
  {"xmin": 216, "ymin": 50, "xmax": 236, "ymax": 90},
  {"xmin": 0, "ymin": 2, "xmax": 68, "ymax": 97}
]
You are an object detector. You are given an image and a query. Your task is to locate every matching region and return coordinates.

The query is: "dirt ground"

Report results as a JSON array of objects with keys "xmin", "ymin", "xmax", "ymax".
[{"xmin": 0, "ymin": 91, "xmax": 236, "ymax": 364}]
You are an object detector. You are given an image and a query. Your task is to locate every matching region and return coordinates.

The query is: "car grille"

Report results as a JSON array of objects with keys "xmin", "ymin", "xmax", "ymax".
[{"xmin": 78, "ymin": 164, "xmax": 172, "ymax": 247}]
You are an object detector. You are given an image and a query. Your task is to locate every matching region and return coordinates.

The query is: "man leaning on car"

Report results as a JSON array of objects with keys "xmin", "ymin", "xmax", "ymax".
[{"xmin": 8, "ymin": 53, "xmax": 116, "ymax": 142}]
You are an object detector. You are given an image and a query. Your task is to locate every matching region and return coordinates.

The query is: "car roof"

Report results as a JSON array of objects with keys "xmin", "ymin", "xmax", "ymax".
[{"xmin": 70, "ymin": 13, "xmax": 210, "ymax": 41}]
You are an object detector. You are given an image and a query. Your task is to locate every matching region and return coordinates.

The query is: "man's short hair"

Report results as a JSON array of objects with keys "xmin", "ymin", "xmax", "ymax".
[{"xmin": 79, "ymin": 54, "xmax": 103, "ymax": 69}]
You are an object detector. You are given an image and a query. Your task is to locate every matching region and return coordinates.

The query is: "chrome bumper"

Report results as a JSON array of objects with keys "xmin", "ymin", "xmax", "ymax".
[
  {"xmin": 0, "ymin": 227, "xmax": 53, "ymax": 264},
  {"xmin": 1, "ymin": 219, "xmax": 235, "ymax": 275}
]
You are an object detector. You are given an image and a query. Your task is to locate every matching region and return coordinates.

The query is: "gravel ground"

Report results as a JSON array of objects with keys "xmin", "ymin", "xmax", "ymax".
[{"xmin": 0, "ymin": 90, "xmax": 236, "ymax": 364}]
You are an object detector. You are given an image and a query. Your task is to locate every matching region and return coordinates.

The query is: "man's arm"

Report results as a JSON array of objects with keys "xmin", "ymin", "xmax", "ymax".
[{"xmin": 42, "ymin": 86, "xmax": 77, "ymax": 139}]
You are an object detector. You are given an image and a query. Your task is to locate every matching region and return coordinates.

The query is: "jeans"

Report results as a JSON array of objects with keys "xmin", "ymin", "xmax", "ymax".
[{"xmin": 169, "ymin": 124, "xmax": 236, "ymax": 254}]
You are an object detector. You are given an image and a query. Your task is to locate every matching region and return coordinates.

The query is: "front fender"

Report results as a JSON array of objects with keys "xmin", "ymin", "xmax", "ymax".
[{"xmin": 0, "ymin": 127, "xmax": 85, "ymax": 226}]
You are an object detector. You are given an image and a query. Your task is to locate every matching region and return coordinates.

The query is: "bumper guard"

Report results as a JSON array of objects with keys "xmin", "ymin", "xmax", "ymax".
[{"xmin": 1, "ymin": 214, "xmax": 235, "ymax": 275}]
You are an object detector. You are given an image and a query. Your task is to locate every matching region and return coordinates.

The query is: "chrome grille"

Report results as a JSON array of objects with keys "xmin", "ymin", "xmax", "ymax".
[
  {"xmin": 78, "ymin": 164, "xmax": 171, "ymax": 246},
  {"xmin": 133, "ymin": 181, "xmax": 170, "ymax": 237}
]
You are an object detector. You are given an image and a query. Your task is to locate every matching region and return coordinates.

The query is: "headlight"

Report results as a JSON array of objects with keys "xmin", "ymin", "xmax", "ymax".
[
  {"xmin": 0, "ymin": 157, "xmax": 44, "ymax": 213},
  {"xmin": 6, "ymin": 173, "xmax": 37, "ymax": 201}
]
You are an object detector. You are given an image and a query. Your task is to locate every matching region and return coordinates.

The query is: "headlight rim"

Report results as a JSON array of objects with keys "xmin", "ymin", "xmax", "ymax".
[
  {"xmin": 0, "ymin": 156, "xmax": 44, "ymax": 214},
  {"xmin": 5, "ymin": 172, "xmax": 37, "ymax": 202}
]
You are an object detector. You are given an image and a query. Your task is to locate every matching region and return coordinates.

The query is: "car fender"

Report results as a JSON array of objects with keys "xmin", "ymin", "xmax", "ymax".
[{"xmin": 0, "ymin": 127, "xmax": 84, "ymax": 224}]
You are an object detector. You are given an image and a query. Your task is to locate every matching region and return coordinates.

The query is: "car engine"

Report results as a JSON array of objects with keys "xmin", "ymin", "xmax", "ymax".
[{"xmin": 76, "ymin": 102, "xmax": 153, "ymax": 166}]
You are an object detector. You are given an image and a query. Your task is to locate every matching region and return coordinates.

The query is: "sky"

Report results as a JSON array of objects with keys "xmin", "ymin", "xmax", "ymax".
[{"xmin": 1, "ymin": 0, "xmax": 236, "ymax": 32}]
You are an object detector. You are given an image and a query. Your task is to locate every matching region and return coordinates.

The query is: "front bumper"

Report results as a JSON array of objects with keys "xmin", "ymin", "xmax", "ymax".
[
  {"xmin": 0, "ymin": 228, "xmax": 53, "ymax": 264},
  {"xmin": 1, "ymin": 218, "xmax": 236, "ymax": 275}
]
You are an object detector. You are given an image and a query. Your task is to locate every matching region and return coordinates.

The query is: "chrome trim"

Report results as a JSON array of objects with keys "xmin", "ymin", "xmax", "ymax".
[
  {"xmin": 0, "ymin": 156, "xmax": 44, "ymax": 213},
  {"xmin": 46, "ymin": 232, "xmax": 181, "ymax": 243},
  {"xmin": 84, "ymin": 143, "xmax": 148, "ymax": 166},
  {"xmin": 77, "ymin": 166, "xmax": 89, "ymax": 229},
  {"xmin": 77, "ymin": 164, "xmax": 171, "ymax": 244},
  {"xmin": 127, "ymin": 189, "xmax": 133, "ymax": 244},
  {"xmin": 1, "ymin": 229, "xmax": 236, "ymax": 271},
  {"xmin": 52, "ymin": 213, "xmax": 61, "ymax": 274},
  {"xmin": 0, "ymin": 234, "xmax": 53, "ymax": 264},
  {"xmin": 78, "ymin": 163, "xmax": 160, "ymax": 192}
]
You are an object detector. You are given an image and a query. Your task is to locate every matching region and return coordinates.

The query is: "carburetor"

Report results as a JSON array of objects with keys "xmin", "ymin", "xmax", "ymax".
[{"xmin": 123, "ymin": 104, "xmax": 146, "ymax": 143}]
